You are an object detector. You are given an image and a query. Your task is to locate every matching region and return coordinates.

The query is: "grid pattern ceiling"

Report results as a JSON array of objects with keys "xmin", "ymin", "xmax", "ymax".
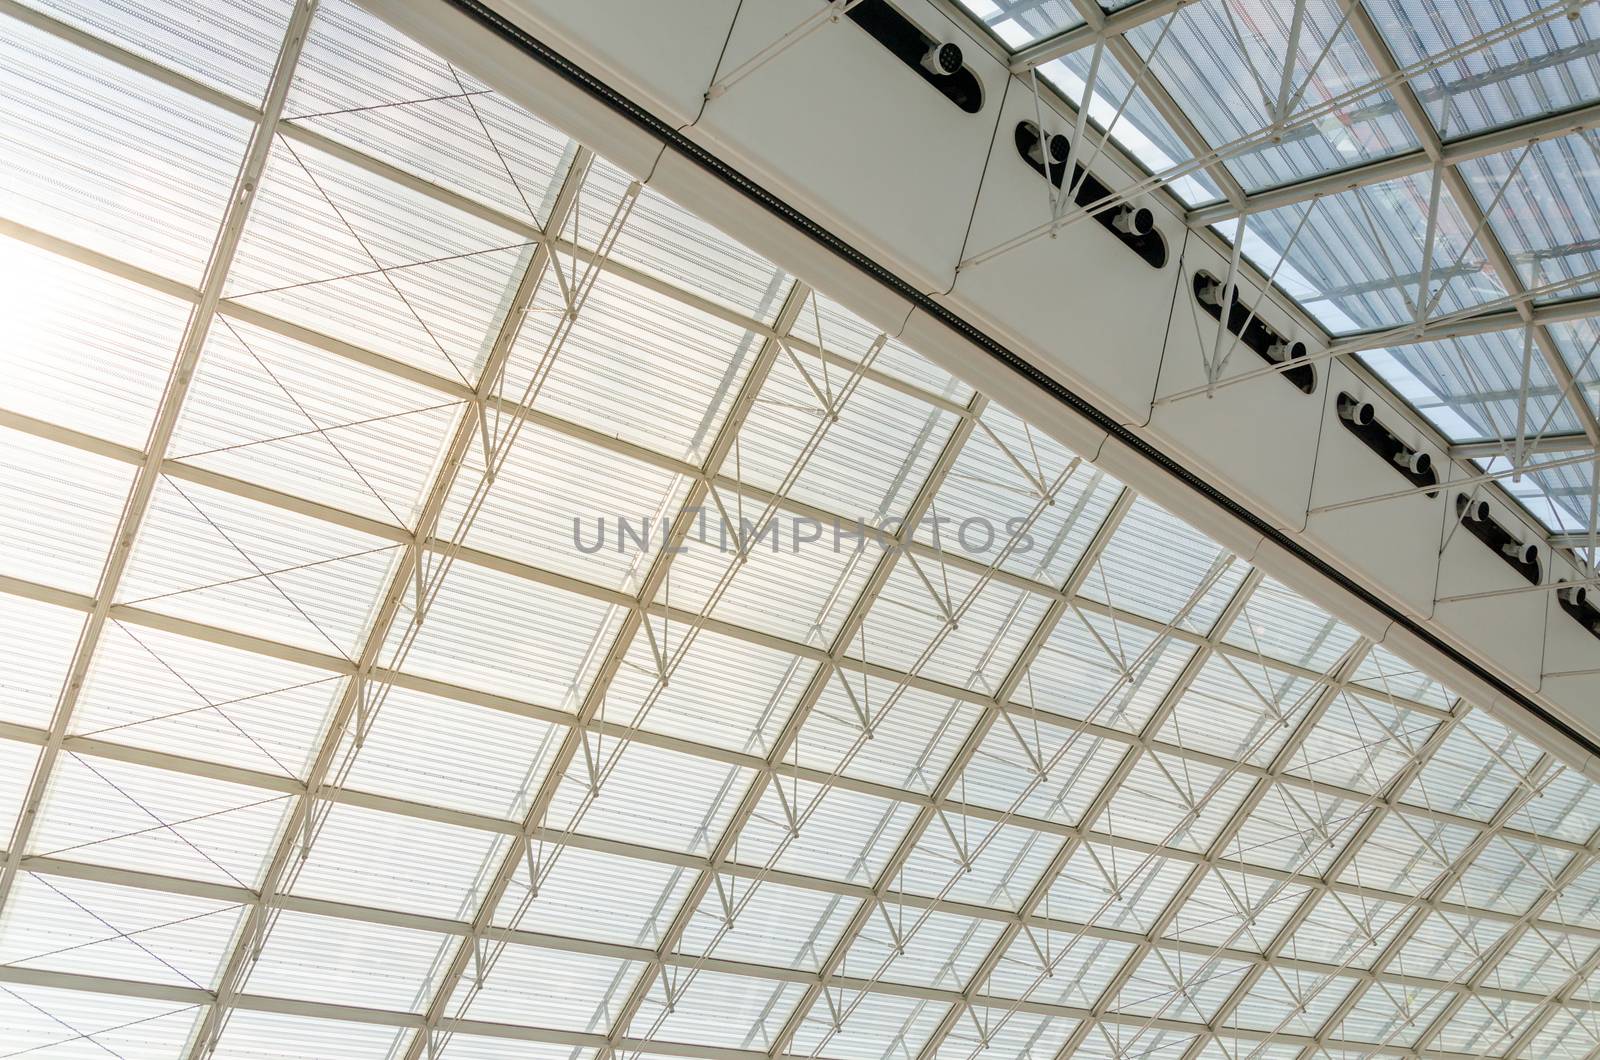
[
  {"xmin": 1, "ymin": 3, "xmax": 1600, "ymax": 1060},
  {"xmin": 962, "ymin": 0, "xmax": 1600, "ymax": 540}
]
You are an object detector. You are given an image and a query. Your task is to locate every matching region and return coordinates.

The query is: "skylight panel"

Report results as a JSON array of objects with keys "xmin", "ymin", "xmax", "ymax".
[
  {"xmin": 28, "ymin": 751, "xmax": 292, "ymax": 888},
  {"xmin": 172, "ymin": 316, "xmax": 461, "ymax": 530},
  {"xmin": 1369, "ymin": 0, "xmax": 1600, "ymax": 140},
  {"xmin": 957, "ymin": 711, "xmax": 1121, "ymax": 826},
  {"xmin": 0, "ymin": 594, "xmax": 84, "ymax": 728},
  {"xmin": 601, "ymin": 624, "xmax": 815, "ymax": 757},
  {"xmin": 849, "ymin": 563, "xmax": 1056, "ymax": 691},
  {"xmin": 244, "ymin": 909, "xmax": 453, "ymax": 1012},
  {"xmin": 1397, "ymin": 907, "xmax": 1510, "ymax": 980},
  {"xmin": 71, "ymin": 620, "xmax": 344, "ymax": 780},
  {"xmin": 542, "ymin": 739, "xmax": 751, "ymax": 858},
  {"xmin": 226, "ymin": 136, "xmax": 531, "ymax": 388},
  {"xmin": 0, "ymin": 428, "xmax": 136, "ymax": 594},
  {"xmin": 682, "ymin": 877, "xmax": 859, "ymax": 971},
  {"xmin": 0, "ymin": 14, "xmax": 253, "ymax": 283},
  {"xmin": 1040, "ymin": 840, "xmax": 1191, "ymax": 934},
  {"xmin": 119, "ymin": 475, "xmax": 398, "ymax": 658},
  {"xmin": 1515, "ymin": 765, "xmax": 1600, "ymax": 844},
  {"xmin": 439, "ymin": 415, "xmax": 692, "ymax": 594},
  {"xmin": 0, "ymin": 235, "xmax": 189, "ymax": 448},
  {"xmin": 788, "ymin": 987, "xmax": 950, "ymax": 1060},
  {"xmin": 1455, "ymin": 833, "xmax": 1574, "ymax": 915},
  {"xmin": 951, "ymin": 0, "xmax": 1083, "ymax": 51},
  {"xmin": 290, "ymin": 801, "xmax": 509, "ymax": 919},
  {"xmin": 1337, "ymin": 810, "xmax": 1480, "ymax": 896},
  {"xmin": 444, "ymin": 942, "xmax": 644, "ymax": 1031},
  {"xmin": 337, "ymin": 683, "xmax": 562, "ymax": 821},
  {"xmin": 1460, "ymin": 135, "xmax": 1600, "ymax": 301},
  {"xmin": 1283, "ymin": 888, "xmax": 1410, "ymax": 968},
  {"xmin": 1166, "ymin": 865, "xmax": 1305, "ymax": 950},
  {"xmin": 576, "ymin": 157, "xmax": 793, "ymax": 324},
  {"xmin": 1019, "ymin": 606, "xmax": 1198, "ymax": 733},
  {"xmin": 22, "ymin": 0, "xmax": 293, "ymax": 105},
  {"xmin": 1222, "ymin": 577, "xmax": 1360, "ymax": 672},
  {"xmin": 898, "ymin": 813, "xmax": 1065, "ymax": 911},
  {"xmin": 1359, "ymin": 331, "xmax": 1581, "ymax": 446},
  {"xmin": 850, "ymin": 902, "xmax": 1003, "ymax": 990},
  {"xmin": 285, "ymin": 0, "xmax": 574, "ymax": 227},
  {"xmin": 1111, "ymin": 945, "xmax": 1252, "ymax": 1024},
  {"xmin": 1238, "ymin": 175, "xmax": 1506, "ymax": 335},
  {"xmin": 1078, "ymin": 496, "xmax": 1247, "ymax": 634},
  {"xmin": 915, "ymin": 403, "xmax": 1119, "ymax": 588},
  {"xmin": 0, "ymin": 983, "xmax": 202, "ymax": 1059},
  {"xmin": 985, "ymin": 929, "xmax": 1133, "ymax": 1010},
  {"xmin": 382, "ymin": 557, "xmax": 618, "ymax": 708},
  {"xmin": 494, "ymin": 842, "xmax": 695, "ymax": 948},
  {"xmin": 1225, "ymin": 783, "xmax": 1373, "ymax": 876},
  {"xmin": 652, "ymin": 486, "xmax": 876, "ymax": 645},
  {"xmin": 1489, "ymin": 448, "xmax": 1600, "ymax": 533},
  {"xmin": 211, "ymin": 1009, "xmax": 413, "ymax": 1060},
  {"xmin": 1288, "ymin": 688, "xmax": 1441, "ymax": 793},
  {"xmin": 1098, "ymin": 750, "xmax": 1256, "ymax": 853},
  {"xmin": 0, "ymin": 739, "xmax": 41, "ymax": 841},
  {"xmin": 1037, "ymin": 45, "xmax": 1226, "ymax": 206},
  {"xmin": 1491, "ymin": 927, "xmax": 1598, "ymax": 994},
  {"xmin": 0, "ymin": 869, "xmax": 243, "ymax": 989},
  {"xmin": 732, "ymin": 779, "xmax": 918, "ymax": 887},
  {"xmin": 1158, "ymin": 655, "xmax": 1320, "ymax": 766},
  {"xmin": 792, "ymin": 677, "xmax": 983, "ymax": 794},
  {"xmin": 1541, "ymin": 855, "xmax": 1600, "ymax": 930},
  {"xmin": 1351, "ymin": 643, "xmax": 1457, "ymax": 712},
  {"xmin": 503, "ymin": 267, "xmax": 765, "ymax": 464},
  {"xmin": 1437, "ymin": 995, "xmax": 1540, "ymax": 1054},
  {"xmin": 937, "ymin": 1007, "xmax": 1078, "ymax": 1060},
  {"xmin": 632, "ymin": 967, "xmax": 806, "ymax": 1051},
  {"xmin": 734, "ymin": 348, "xmax": 960, "ymax": 523},
  {"xmin": 1227, "ymin": 966, "xmax": 1355, "ymax": 1035},
  {"xmin": 1331, "ymin": 982, "xmax": 1453, "ymax": 1048},
  {"xmin": 795, "ymin": 292, "xmax": 974, "ymax": 405},
  {"xmin": 1124, "ymin": 0, "xmax": 1417, "ymax": 192},
  {"xmin": 1401, "ymin": 710, "xmax": 1540, "ymax": 822}
]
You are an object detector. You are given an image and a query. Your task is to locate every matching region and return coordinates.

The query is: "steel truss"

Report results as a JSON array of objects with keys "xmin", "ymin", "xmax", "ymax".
[{"xmin": 0, "ymin": 4, "xmax": 1598, "ymax": 1060}]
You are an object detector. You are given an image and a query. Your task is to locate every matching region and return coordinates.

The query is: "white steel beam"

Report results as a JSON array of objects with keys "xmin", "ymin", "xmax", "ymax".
[
  {"xmin": 1340, "ymin": 2, "xmax": 1600, "ymax": 448},
  {"xmin": 183, "ymin": 141, "xmax": 596, "ymax": 1058},
  {"xmin": 0, "ymin": 0, "xmax": 318, "ymax": 927}
]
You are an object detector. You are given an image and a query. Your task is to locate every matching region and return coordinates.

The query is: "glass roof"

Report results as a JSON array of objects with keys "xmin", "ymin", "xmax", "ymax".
[
  {"xmin": 951, "ymin": 0, "xmax": 1600, "ymax": 547},
  {"xmin": 0, "ymin": 2, "xmax": 1598, "ymax": 1060}
]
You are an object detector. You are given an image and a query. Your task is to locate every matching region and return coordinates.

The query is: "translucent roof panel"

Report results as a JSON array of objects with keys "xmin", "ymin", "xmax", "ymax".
[
  {"xmin": 1123, "ymin": 0, "xmax": 1418, "ymax": 192},
  {"xmin": 951, "ymin": 0, "xmax": 1084, "ymax": 51},
  {"xmin": 1037, "ymin": 46, "xmax": 1226, "ymax": 206},
  {"xmin": 0, "ymin": 4, "xmax": 1597, "ymax": 1060},
  {"xmin": 1361, "ymin": 329, "xmax": 1583, "ymax": 444},
  {"xmin": 1236, "ymin": 175, "xmax": 1507, "ymax": 334},
  {"xmin": 1368, "ymin": 0, "xmax": 1600, "ymax": 140},
  {"xmin": 1460, "ymin": 134, "xmax": 1600, "ymax": 302}
]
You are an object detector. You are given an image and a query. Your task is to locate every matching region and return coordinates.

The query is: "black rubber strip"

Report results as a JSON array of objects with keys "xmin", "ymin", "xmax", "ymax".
[{"xmin": 443, "ymin": 0, "xmax": 1600, "ymax": 760}]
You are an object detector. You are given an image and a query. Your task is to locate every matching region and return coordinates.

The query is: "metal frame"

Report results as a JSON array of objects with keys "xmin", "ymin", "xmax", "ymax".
[{"xmin": 1, "ymin": 3, "xmax": 1599, "ymax": 1060}]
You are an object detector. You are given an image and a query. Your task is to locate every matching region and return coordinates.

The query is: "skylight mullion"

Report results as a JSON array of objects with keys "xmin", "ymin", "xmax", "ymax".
[
  {"xmin": 3, "ymin": 798, "xmax": 1575, "ymax": 1026},
  {"xmin": 188, "ymin": 140, "xmax": 597, "ymax": 1058},
  {"xmin": 0, "ymin": 5, "xmax": 318, "ymax": 1051},
  {"xmin": 404, "ymin": 274, "xmax": 813, "ymax": 1059},
  {"xmin": 1405, "ymin": 811, "xmax": 1600, "ymax": 1058},
  {"xmin": 1302, "ymin": 749, "xmax": 1561, "ymax": 1056},
  {"xmin": 914, "ymin": 564, "xmax": 1264, "ymax": 1060},
  {"xmin": 1214, "ymin": 702, "xmax": 1474, "ymax": 1054},
  {"xmin": 1073, "ymin": 632, "xmax": 1370, "ymax": 1060},
  {"xmin": 762, "ymin": 487, "xmax": 1133, "ymax": 1060}
]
